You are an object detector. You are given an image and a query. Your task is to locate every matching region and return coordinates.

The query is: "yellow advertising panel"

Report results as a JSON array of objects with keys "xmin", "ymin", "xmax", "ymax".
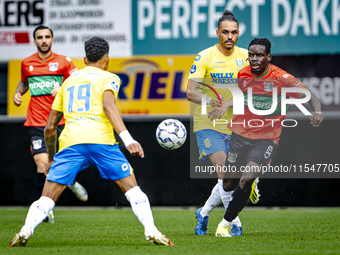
[{"xmin": 7, "ymin": 56, "xmax": 194, "ymax": 117}]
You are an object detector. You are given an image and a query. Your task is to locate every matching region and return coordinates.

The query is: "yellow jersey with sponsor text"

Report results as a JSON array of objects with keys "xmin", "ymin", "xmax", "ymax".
[
  {"xmin": 188, "ymin": 45, "xmax": 248, "ymax": 134},
  {"xmin": 52, "ymin": 66, "xmax": 120, "ymax": 151}
]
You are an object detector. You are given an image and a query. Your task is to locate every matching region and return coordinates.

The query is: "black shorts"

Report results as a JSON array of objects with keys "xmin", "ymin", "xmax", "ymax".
[
  {"xmin": 227, "ymin": 132, "xmax": 277, "ymax": 168},
  {"xmin": 28, "ymin": 126, "xmax": 64, "ymax": 156}
]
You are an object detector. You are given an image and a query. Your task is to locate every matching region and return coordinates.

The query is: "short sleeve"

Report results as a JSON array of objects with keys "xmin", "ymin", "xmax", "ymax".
[
  {"xmin": 237, "ymin": 69, "xmax": 250, "ymax": 92},
  {"xmin": 188, "ymin": 53, "xmax": 207, "ymax": 79},
  {"xmin": 52, "ymin": 87, "xmax": 63, "ymax": 112},
  {"xmin": 103, "ymin": 74, "xmax": 120, "ymax": 99},
  {"xmin": 281, "ymin": 72, "xmax": 309, "ymax": 98},
  {"xmin": 21, "ymin": 61, "xmax": 27, "ymax": 82},
  {"xmin": 63, "ymin": 56, "xmax": 78, "ymax": 80},
  {"xmin": 241, "ymin": 49, "xmax": 250, "ymax": 68},
  {"xmin": 237, "ymin": 71, "xmax": 243, "ymax": 89}
]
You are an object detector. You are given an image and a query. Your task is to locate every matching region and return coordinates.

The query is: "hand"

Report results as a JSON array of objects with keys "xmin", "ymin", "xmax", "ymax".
[
  {"xmin": 127, "ymin": 142, "xmax": 145, "ymax": 158},
  {"xmin": 310, "ymin": 112, "xmax": 323, "ymax": 127},
  {"xmin": 208, "ymin": 95, "xmax": 224, "ymax": 107},
  {"xmin": 51, "ymin": 86, "xmax": 61, "ymax": 97},
  {"xmin": 208, "ymin": 101, "xmax": 232, "ymax": 121},
  {"xmin": 44, "ymin": 160, "xmax": 54, "ymax": 176},
  {"xmin": 13, "ymin": 92, "xmax": 22, "ymax": 106}
]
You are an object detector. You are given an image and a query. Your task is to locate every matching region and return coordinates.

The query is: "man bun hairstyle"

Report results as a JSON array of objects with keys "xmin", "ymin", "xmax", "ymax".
[
  {"xmin": 218, "ymin": 10, "xmax": 239, "ymax": 28},
  {"xmin": 85, "ymin": 37, "xmax": 109, "ymax": 63},
  {"xmin": 33, "ymin": 25, "xmax": 53, "ymax": 39},
  {"xmin": 249, "ymin": 38, "xmax": 271, "ymax": 55}
]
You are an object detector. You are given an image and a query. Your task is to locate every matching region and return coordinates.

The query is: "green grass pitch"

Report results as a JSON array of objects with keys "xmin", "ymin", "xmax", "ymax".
[{"xmin": 1, "ymin": 208, "xmax": 340, "ymax": 255}]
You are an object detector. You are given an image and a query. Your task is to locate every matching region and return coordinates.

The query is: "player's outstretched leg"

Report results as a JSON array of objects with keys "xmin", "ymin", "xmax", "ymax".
[
  {"xmin": 125, "ymin": 186, "xmax": 174, "ymax": 246},
  {"xmin": 68, "ymin": 181, "xmax": 88, "ymax": 201},
  {"xmin": 195, "ymin": 180, "xmax": 222, "ymax": 235},
  {"xmin": 9, "ymin": 196, "xmax": 55, "ymax": 247}
]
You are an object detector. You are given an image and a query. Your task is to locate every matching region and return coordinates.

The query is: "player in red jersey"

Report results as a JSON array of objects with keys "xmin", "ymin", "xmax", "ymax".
[
  {"xmin": 13, "ymin": 26, "xmax": 88, "ymax": 222},
  {"xmin": 208, "ymin": 38, "xmax": 323, "ymax": 237}
]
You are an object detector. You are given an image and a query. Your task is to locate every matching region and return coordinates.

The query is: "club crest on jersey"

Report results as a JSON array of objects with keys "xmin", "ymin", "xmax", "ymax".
[
  {"xmin": 190, "ymin": 65, "xmax": 196, "ymax": 74},
  {"xmin": 195, "ymin": 55, "xmax": 201, "ymax": 61},
  {"xmin": 243, "ymin": 80, "xmax": 247, "ymax": 87},
  {"xmin": 236, "ymin": 59, "xmax": 244, "ymax": 69},
  {"xmin": 29, "ymin": 65, "xmax": 33, "ymax": 72},
  {"xmin": 283, "ymin": 73, "xmax": 290, "ymax": 78},
  {"xmin": 263, "ymin": 82, "xmax": 273, "ymax": 92},
  {"xmin": 49, "ymin": 62, "xmax": 59, "ymax": 71}
]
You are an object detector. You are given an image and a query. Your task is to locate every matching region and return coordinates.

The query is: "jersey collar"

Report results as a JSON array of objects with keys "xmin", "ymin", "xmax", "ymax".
[
  {"xmin": 36, "ymin": 51, "xmax": 53, "ymax": 63},
  {"xmin": 252, "ymin": 64, "xmax": 271, "ymax": 79}
]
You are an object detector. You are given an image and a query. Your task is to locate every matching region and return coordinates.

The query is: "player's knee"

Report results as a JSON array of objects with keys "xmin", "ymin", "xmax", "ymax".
[
  {"xmin": 239, "ymin": 177, "xmax": 254, "ymax": 190},
  {"xmin": 214, "ymin": 160, "xmax": 225, "ymax": 168},
  {"xmin": 223, "ymin": 179, "xmax": 238, "ymax": 191},
  {"xmin": 36, "ymin": 162, "xmax": 47, "ymax": 173}
]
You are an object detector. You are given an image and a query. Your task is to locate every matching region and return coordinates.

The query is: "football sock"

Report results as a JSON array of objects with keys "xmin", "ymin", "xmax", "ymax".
[
  {"xmin": 219, "ymin": 183, "xmax": 232, "ymax": 209},
  {"xmin": 24, "ymin": 196, "xmax": 55, "ymax": 234},
  {"xmin": 37, "ymin": 173, "xmax": 45, "ymax": 196},
  {"xmin": 125, "ymin": 186, "xmax": 157, "ymax": 231},
  {"xmin": 224, "ymin": 185, "xmax": 251, "ymax": 222},
  {"xmin": 219, "ymin": 185, "xmax": 242, "ymax": 226},
  {"xmin": 201, "ymin": 180, "xmax": 222, "ymax": 217},
  {"xmin": 232, "ymin": 216, "xmax": 242, "ymax": 227},
  {"xmin": 218, "ymin": 218, "xmax": 231, "ymax": 228}
]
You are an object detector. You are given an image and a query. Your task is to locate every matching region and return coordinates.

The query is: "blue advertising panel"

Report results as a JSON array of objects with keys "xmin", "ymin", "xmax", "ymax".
[{"xmin": 133, "ymin": 0, "xmax": 340, "ymax": 55}]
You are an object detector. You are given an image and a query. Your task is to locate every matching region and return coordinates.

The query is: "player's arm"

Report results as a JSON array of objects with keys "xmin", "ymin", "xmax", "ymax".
[
  {"xmin": 286, "ymin": 74, "xmax": 323, "ymax": 127},
  {"xmin": 186, "ymin": 79, "xmax": 201, "ymax": 104},
  {"xmin": 186, "ymin": 53, "xmax": 223, "ymax": 106},
  {"xmin": 187, "ymin": 80, "xmax": 224, "ymax": 106},
  {"xmin": 44, "ymin": 110, "xmax": 63, "ymax": 175},
  {"xmin": 13, "ymin": 80, "xmax": 28, "ymax": 106},
  {"xmin": 103, "ymin": 90, "xmax": 144, "ymax": 158},
  {"xmin": 207, "ymin": 99, "xmax": 233, "ymax": 121},
  {"xmin": 308, "ymin": 91, "xmax": 323, "ymax": 127}
]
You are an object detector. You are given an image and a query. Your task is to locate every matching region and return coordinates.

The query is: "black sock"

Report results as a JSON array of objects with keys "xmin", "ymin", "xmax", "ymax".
[
  {"xmin": 37, "ymin": 173, "xmax": 45, "ymax": 196},
  {"xmin": 224, "ymin": 185, "xmax": 251, "ymax": 222}
]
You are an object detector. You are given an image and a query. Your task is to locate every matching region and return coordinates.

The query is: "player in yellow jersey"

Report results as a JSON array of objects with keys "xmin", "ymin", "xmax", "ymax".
[
  {"xmin": 9, "ymin": 37, "xmax": 173, "ymax": 247},
  {"xmin": 186, "ymin": 10, "xmax": 259, "ymax": 236}
]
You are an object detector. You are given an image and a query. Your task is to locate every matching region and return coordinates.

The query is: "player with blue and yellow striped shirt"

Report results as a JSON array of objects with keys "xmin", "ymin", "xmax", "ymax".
[{"xmin": 9, "ymin": 37, "xmax": 173, "ymax": 247}]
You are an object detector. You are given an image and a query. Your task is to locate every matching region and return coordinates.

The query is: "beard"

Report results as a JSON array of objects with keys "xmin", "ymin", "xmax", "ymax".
[
  {"xmin": 224, "ymin": 37, "xmax": 238, "ymax": 50},
  {"xmin": 37, "ymin": 45, "xmax": 51, "ymax": 54},
  {"xmin": 224, "ymin": 40, "xmax": 235, "ymax": 50},
  {"xmin": 225, "ymin": 45, "xmax": 234, "ymax": 50}
]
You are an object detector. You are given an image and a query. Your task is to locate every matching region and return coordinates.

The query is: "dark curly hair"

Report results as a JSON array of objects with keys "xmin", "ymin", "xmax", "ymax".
[
  {"xmin": 33, "ymin": 25, "xmax": 53, "ymax": 39},
  {"xmin": 85, "ymin": 37, "xmax": 109, "ymax": 63},
  {"xmin": 218, "ymin": 10, "xmax": 239, "ymax": 28},
  {"xmin": 249, "ymin": 38, "xmax": 271, "ymax": 54}
]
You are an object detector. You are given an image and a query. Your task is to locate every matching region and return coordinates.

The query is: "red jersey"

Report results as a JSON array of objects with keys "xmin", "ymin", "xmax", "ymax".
[
  {"xmin": 228, "ymin": 64, "xmax": 309, "ymax": 143},
  {"xmin": 21, "ymin": 51, "xmax": 77, "ymax": 127}
]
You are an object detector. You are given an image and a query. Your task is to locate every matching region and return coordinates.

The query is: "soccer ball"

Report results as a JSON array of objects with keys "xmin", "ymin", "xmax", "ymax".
[{"xmin": 156, "ymin": 119, "xmax": 187, "ymax": 150}]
